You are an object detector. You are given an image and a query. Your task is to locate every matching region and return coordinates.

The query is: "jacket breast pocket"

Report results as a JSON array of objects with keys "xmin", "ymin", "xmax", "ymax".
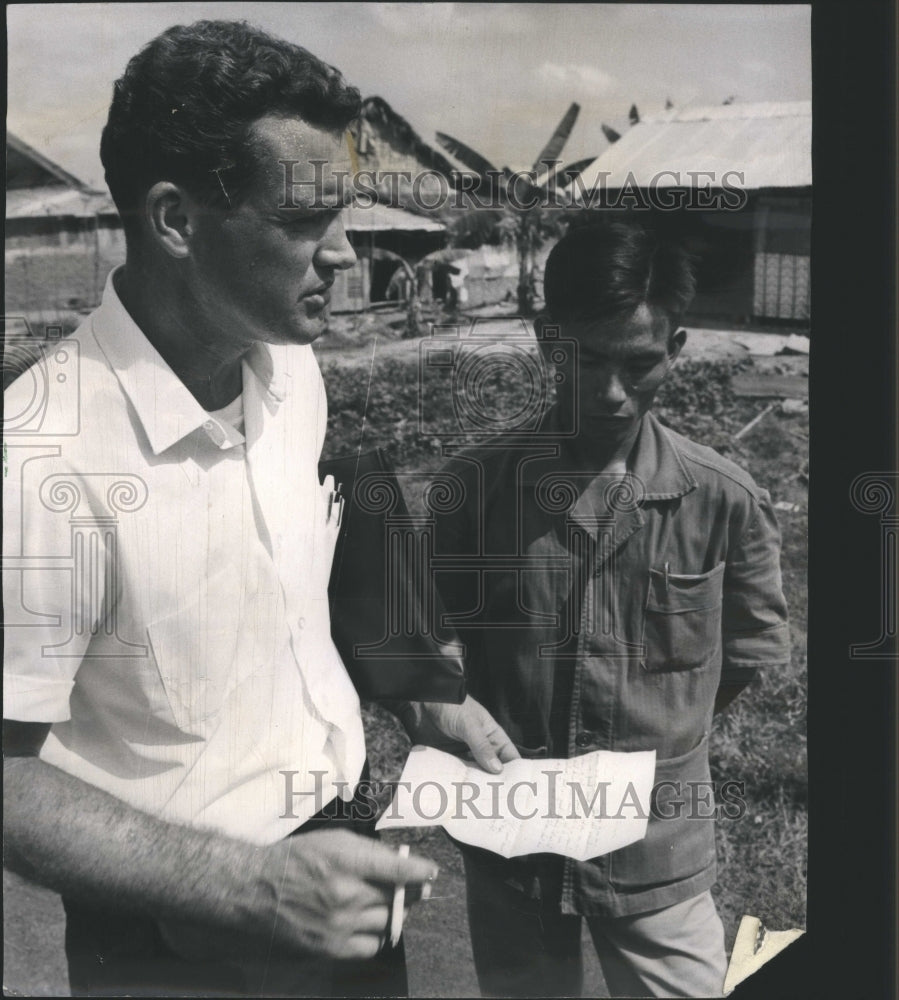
[{"xmin": 642, "ymin": 562, "xmax": 724, "ymax": 672}]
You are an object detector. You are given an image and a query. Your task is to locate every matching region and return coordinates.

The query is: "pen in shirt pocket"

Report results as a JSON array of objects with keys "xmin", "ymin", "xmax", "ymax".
[{"xmin": 326, "ymin": 480, "xmax": 344, "ymax": 527}]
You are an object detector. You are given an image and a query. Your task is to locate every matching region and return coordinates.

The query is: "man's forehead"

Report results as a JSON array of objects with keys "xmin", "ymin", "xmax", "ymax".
[
  {"xmin": 564, "ymin": 306, "xmax": 673, "ymax": 354},
  {"xmin": 248, "ymin": 114, "xmax": 353, "ymax": 178}
]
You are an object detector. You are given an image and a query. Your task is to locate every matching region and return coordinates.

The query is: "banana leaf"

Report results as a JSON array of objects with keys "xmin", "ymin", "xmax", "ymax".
[{"xmin": 531, "ymin": 102, "xmax": 580, "ymax": 172}]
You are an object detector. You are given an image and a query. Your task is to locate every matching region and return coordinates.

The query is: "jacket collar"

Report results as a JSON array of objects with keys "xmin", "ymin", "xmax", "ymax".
[
  {"xmin": 521, "ymin": 406, "xmax": 696, "ymax": 504},
  {"xmin": 560, "ymin": 412, "xmax": 697, "ymax": 549},
  {"xmin": 90, "ymin": 268, "xmax": 285, "ymax": 455},
  {"xmin": 629, "ymin": 412, "xmax": 697, "ymax": 501}
]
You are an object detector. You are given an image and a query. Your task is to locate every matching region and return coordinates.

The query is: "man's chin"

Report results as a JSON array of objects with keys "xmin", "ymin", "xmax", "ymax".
[
  {"xmin": 581, "ymin": 417, "xmax": 635, "ymax": 438},
  {"xmin": 270, "ymin": 319, "xmax": 328, "ymax": 347}
]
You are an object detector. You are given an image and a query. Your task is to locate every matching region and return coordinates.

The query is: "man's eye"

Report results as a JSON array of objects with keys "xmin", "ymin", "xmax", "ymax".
[
  {"xmin": 285, "ymin": 212, "xmax": 325, "ymax": 225},
  {"xmin": 283, "ymin": 207, "xmax": 341, "ymax": 226},
  {"xmin": 628, "ymin": 362, "xmax": 663, "ymax": 380}
]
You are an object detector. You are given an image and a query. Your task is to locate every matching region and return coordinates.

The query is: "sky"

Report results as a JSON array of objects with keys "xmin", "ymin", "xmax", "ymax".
[{"xmin": 7, "ymin": 3, "xmax": 811, "ymax": 190}]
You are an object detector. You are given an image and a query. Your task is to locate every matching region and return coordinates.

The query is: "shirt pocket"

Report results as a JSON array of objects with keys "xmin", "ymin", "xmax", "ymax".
[
  {"xmin": 146, "ymin": 570, "xmax": 241, "ymax": 733},
  {"xmin": 641, "ymin": 562, "xmax": 725, "ymax": 672}
]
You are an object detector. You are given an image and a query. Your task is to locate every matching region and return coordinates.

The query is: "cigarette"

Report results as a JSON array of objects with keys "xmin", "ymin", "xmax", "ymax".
[{"xmin": 389, "ymin": 845, "xmax": 409, "ymax": 948}]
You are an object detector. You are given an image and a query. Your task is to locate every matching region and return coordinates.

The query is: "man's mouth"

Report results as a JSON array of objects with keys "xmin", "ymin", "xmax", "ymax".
[{"xmin": 302, "ymin": 284, "xmax": 333, "ymax": 311}]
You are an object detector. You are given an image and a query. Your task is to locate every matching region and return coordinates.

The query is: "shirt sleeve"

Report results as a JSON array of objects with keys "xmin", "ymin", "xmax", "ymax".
[
  {"xmin": 721, "ymin": 488, "xmax": 792, "ymax": 685},
  {"xmin": 3, "ymin": 461, "xmax": 97, "ymax": 722}
]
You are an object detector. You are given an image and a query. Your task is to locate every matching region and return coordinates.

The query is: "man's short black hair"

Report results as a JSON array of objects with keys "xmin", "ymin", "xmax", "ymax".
[
  {"xmin": 100, "ymin": 19, "xmax": 361, "ymax": 228},
  {"xmin": 543, "ymin": 214, "xmax": 696, "ymax": 329}
]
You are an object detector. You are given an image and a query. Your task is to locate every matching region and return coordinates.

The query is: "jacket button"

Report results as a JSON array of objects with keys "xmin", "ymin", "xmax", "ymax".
[{"xmin": 575, "ymin": 731, "xmax": 593, "ymax": 748}]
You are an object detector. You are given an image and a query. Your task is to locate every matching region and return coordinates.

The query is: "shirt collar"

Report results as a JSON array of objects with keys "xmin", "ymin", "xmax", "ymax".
[{"xmin": 90, "ymin": 268, "xmax": 286, "ymax": 455}]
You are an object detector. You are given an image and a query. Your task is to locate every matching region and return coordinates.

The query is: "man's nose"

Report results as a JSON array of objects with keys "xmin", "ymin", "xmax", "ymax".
[
  {"xmin": 316, "ymin": 215, "xmax": 357, "ymax": 271},
  {"xmin": 595, "ymin": 370, "xmax": 629, "ymax": 408}
]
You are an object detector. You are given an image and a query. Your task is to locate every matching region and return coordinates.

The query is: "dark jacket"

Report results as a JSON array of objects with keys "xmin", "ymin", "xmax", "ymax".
[{"xmin": 432, "ymin": 411, "xmax": 791, "ymax": 916}]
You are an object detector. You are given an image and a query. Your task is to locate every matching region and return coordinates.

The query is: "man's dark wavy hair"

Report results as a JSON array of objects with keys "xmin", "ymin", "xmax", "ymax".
[
  {"xmin": 100, "ymin": 20, "xmax": 361, "ymax": 229},
  {"xmin": 544, "ymin": 214, "xmax": 697, "ymax": 329}
]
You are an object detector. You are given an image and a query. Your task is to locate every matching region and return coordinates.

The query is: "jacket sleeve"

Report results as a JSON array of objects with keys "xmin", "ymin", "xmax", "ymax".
[
  {"xmin": 721, "ymin": 488, "xmax": 792, "ymax": 686},
  {"xmin": 429, "ymin": 457, "xmax": 487, "ymax": 676}
]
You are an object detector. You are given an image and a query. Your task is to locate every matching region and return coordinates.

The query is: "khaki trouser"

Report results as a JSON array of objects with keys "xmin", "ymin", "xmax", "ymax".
[{"xmin": 464, "ymin": 854, "xmax": 726, "ymax": 998}]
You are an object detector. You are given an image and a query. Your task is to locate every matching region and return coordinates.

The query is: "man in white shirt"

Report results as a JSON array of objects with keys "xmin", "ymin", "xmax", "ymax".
[{"xmin": 3, "ymin": 20, "xmax": 515, "ymax": 997}]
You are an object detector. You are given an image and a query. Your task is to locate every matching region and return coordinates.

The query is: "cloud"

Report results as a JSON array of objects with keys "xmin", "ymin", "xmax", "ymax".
[
  {"xmin": 743, "ymin": 59, "xmax": 777, "ymax": 78},
  {"xmin": 538, "ymin": 61, "xmax": 617, "ymax": 94},
  {"xmin": 369, "ymin": 2, "xmax": 456, "ymax": 36}
]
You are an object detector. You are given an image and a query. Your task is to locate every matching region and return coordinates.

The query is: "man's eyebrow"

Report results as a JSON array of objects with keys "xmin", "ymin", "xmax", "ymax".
[
  {"xmin": 274, "ymin": 173, "xmax": 352, "ymax": 211},
  {"xmin": 275, "ymin": 189, "xmax": 348, "ymax": 214},
  {"xmin": 276, "ymin": 202, "xmax": 342, "ymax": 214}
]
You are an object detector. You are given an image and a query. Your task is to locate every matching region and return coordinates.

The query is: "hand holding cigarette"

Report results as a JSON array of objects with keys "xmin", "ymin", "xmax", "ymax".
[{"xmin": 389, "ymin": 844, "xmax": 433, "ymax": 948}]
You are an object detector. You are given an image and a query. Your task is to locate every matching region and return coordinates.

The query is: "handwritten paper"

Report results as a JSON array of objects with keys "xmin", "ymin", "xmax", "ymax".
[{"xmin": 376, "ymin": 745, "xmax": 656, "ymax": 861}]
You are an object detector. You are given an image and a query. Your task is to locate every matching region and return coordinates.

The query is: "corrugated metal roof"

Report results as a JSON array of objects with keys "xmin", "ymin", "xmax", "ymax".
[
  {"xmin": 577, "ymin": 101, "xmax": 811, "ymax": 192},
  {"xmin": 6, "ymin": 186, "xmax": 118, "ymax": 219},
  {"xmin": 343, "ymin": 202, "xmax": 445, "ymax": 232}
]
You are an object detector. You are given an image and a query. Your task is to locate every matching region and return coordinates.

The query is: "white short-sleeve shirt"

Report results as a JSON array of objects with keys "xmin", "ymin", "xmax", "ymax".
[{"xmin": 3, "ymin": 270, "xmax": 365, "ymax": 845}]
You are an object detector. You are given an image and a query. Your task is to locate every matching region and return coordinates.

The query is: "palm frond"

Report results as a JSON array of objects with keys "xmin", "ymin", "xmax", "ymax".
[
  {"xmin": 558, "ymin": 157, "xmax": 596, "ymax": 185},
  {"xmin": 601, "ymin": 124, "xmax": 622, "ymax": 144},
  {"xmin": 531, "ymin": 102, "xmax": 580, "ymax": 172},
  {"xmin": 532, "ymin": 156, "xmax": 594, "ymax": 196}
]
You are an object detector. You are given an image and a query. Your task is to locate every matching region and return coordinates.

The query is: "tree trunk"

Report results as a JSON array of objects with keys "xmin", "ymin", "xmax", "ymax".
[
  {"xmin": 404, "ymin": 293, "xmax": 423, "ymax": 339},
  {"xmin": 516, "ymin": 216, "xmax": 536, "ymax": 316},
  {"xmin": 516, "ymin": 247, "xmax": 533, "ymax": 314}
]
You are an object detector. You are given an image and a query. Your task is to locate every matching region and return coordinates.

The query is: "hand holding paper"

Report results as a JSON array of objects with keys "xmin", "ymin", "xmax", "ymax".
[{"xmin": 412, "ymin": 695, "xmax": 522, "ymax": 773}]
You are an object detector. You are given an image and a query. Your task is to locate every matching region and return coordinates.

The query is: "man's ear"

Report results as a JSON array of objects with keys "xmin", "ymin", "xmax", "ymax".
[
  {"xmin": 668, "ymin": 326, "xmax": 687, "ymax": 362},
  {"xmin": 144, "ymin": 182, "xmax": 196, "ymax": 260}
]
